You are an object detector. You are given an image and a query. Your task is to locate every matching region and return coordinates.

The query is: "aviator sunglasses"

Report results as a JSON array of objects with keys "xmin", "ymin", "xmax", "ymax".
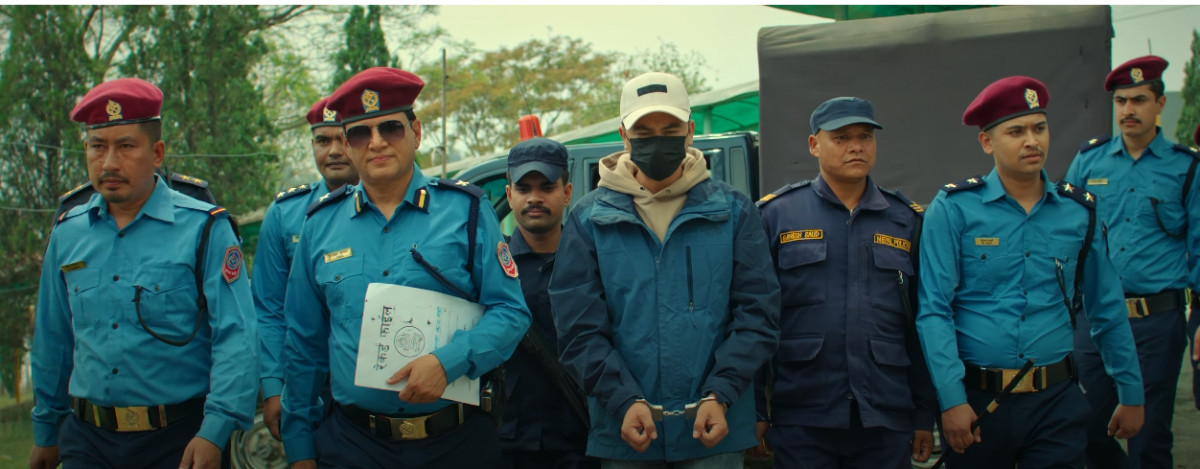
[{"xmin": 344, "ymin": 120, "xmax": 408, "ymax": 149}]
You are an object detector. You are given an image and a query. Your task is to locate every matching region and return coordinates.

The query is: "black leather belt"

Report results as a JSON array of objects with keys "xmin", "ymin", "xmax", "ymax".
[
  {"xmin": 71, "ymin": 397, "xmax": 204, "ymax": 432},
  {"xmin": 963, "ymin": 357, "xmax": 1073, "ymax": 394},
  {"xmin": 1124, "ymin": 289, "xmax": 1184, "ymax": 319},
  {"xmin": 338, "ymin": 403, "xmax": 477, "ymax": 441}
]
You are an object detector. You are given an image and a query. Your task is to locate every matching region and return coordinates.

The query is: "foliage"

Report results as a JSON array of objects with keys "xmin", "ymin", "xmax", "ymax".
[
  {"xmin": 332, "ymin": 6, "xmax": 392, "ymax": 88},
  {"xmin": 1176, "ymin": 30, "xmax": 1200, "ymax": 147}
]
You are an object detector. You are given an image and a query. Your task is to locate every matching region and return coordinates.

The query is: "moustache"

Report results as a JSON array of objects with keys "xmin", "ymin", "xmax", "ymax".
[
  {"xmin": 522, "ymin": 204, "xmax": 551, "ymax": 215},
  {"xmin": 98, "ymin": 172, "xmax": 128, "ymax": 183}
]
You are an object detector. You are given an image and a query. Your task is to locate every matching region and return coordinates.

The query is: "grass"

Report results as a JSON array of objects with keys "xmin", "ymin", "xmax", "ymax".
[{"xmin": 0, "ymin": 411, "xmax": 32, "ymax": 469}]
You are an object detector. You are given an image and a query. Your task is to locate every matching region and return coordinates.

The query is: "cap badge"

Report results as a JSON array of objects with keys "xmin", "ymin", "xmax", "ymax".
[
  {"xmin": 106, "ymin": 100, "xmax": 123, "ymax": 121},
  {"xmin": 1131, "ymin": 68, "xmax": 1144, "ymax": 83},
  {"xmin": 361, "ymin": 89, "xmax": 380, "ymax": 113},
  {"xmin": 1024, "ymin": 88, "xmax": 1040, "ymax": 109},
  {"xmin": 323, "ymin": 108, "xmax": 337, "ymax": 122}
]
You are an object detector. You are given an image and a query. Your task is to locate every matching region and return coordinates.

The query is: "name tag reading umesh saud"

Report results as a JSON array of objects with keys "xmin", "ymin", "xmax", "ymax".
[{"xmin": 779, "ymin": 229, "xmax": 823, "ymax": 244}]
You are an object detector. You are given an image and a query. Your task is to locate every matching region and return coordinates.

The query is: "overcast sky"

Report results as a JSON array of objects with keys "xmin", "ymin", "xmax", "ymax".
[{"xmin": 422, "ymin": 5, "xmax": 1200, "ymax": 92}]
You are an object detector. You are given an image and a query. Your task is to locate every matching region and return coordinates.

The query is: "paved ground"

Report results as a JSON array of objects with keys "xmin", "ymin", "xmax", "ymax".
[{"xmin": 1173, "ymin": 356, "xmax": 1199, "ymax": 468}]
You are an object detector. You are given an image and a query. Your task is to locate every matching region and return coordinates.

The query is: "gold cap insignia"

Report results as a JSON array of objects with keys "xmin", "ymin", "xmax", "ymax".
[
  {"xmin": 106, "ymin": 100, "xmax": 123, "ymax": 121},
  {"xmin": 1024, "ymin": 88, "xmax": 1039, "ymax": 109},
  {"xmin": 361, "ymin": 89, "xmax": 380, "ymax": 113},
  {"xmin": 323, "ymin": 108, "xmax": 337, "ymax": 122},
  {"xmin": 1131, "ymin": 68, "xmax": 1144, "ymax": 83}
]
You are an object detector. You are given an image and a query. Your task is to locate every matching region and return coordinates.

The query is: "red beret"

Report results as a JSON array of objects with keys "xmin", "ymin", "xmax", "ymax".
[
  {"xmin": 326, "ymin": 67, "xmax": 424, "ymax": 125},
  {"xmin": 963, "ymin": 76, "xmax": 1049, "ymax": 131},
  {"xmin": 1106, "ymin": 55, "xmax": 1168, "ymax": 92},
  {"xmin": 306, "ymin": 96, "xmax": 339, "ymax": 128},
  {"xmin": 70, "ymin": 78, "xmax": 163, "ymax": 129}
]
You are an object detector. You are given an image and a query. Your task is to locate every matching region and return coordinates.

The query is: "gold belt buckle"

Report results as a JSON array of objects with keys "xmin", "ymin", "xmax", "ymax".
[
  {"xmin": 390, "ymin": 414, "xmax": 429, "ymax": 440},
  {"xmin": 1125, "ymin": 297, "xmax": 1149, "ymax": 318},
  {"xmin": 1001, "ymin": 367, "xmax": 1044, "ymax": 393},
  {"xmin": 112, "ymin": 406, "xmax": 153, "ymax": 432}
]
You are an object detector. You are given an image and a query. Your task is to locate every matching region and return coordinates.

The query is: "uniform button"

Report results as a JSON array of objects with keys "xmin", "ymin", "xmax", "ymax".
[
  {"xmin": 1018, "ymin": 353, "xmax": 1024, "ymax": 359},
  {"xmin": 1125, "ymin": 218, "xmax": 1131, "ymax": 222},
  {"xmin": 154, "ymin": 285, "xmax": 160, "ymax": 292},
  {"xmin": 1021, "ymin": 290, "xmax": 1027, "ymax": 295},
  {"xmin": 117, "ymin": 232, "xmax": 125, "ymax": 238},
  {"xmin": 1020, "ymin": 315, "xmax": 1026, "ymax": 321},
  {"xmin": 383, "ymin": 227, "xmax": 390, "ymax": 233},
  {"xmin": 112, "ymin": 275, "xmax": 119, "ymax": 281},
  {"xmin": 846, "ymin": 393, "xmax": 854, "ymax": 400},
  {"xmin": 1129, "ymin": 188, "xmax": 1134, "ymax": 193},
  {"xmin": 334, "ymin": 275, "xmax": 341, "ymax": 281},
  {"xmin": 112, "ymin": 368, "xmax": 119, "ymax": 374},
  {"xmin": 980, "ymin": 254, "xmax": 988, "ymax": 260},
  {"xmin": 112, "ymin": 323, "xmax": 118, "ymax": 329},
  {"xmin": 383, "ymin": 270, "xmax": 390, "ymax": 276},
  {"xmin": 1024, "ymin": 252, "xmax": 1030, "ymax": 257},
  {"xmin": 1120, "ymin": 247, "xmax": 1125, "ymax": 251}
]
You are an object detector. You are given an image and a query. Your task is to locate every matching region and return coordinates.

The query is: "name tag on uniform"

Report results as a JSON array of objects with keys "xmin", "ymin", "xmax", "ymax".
[
  {"xmin": 60, "ymin": 261, "xmax": 87, "ymax": 272},
  {"xmin": 324, "ymin": 247, "xmax": 353, "ymax": 263},
  {"xmin": 873, "ymin": 234, "xmax": 911, "ymax": 252},
  {"xmin": 780, "ymin": 229, "xmax": 823, "ymax": 244},
  {"xmin": 291, "ymin": 235, "xmax": 300, "ymax": 243},
  {"xmin": 1087, "ymin": 178, "xmax": 1108, "ymax": 185},
  {"xmin": 975, "ymin": 237, "xmax": 1000, "ymax": 246}
]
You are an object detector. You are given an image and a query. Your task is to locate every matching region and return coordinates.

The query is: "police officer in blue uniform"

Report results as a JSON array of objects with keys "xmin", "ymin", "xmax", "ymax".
[
  {"xmin": 499, "ymin": 137, "xmax": 597, "ymax": 468},
  {"xmin": 253, "ymin": 96, "xmax": 359, "ymax": 440},
  {"xmin": 754, "ymin": 97, "xmax": 936, "ymax": 468},
  {"xmin": 280, "ymin": 67, "xmax": 531, "ymax": 469},
  {"xmin": 1192, "ymin": 123, "xmax": 1200, "ymax": 412},
  {"xmin": 30, "ymin": 78, "xmax": 258, "ymax": 469},
  {"xmin": 916, "ymin": 76, "xmax": 1145, "ymax": 468},
  {"xmin": 1064, "ymin": 56, "xmax": 1198, "ymax": 469}
]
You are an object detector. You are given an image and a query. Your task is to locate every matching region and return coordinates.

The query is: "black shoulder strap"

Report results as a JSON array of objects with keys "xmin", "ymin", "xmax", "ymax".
[
  {"xmin": 166, "ymin": 172, "xmax": 217, "ymax": 205},
  {"xmin": 1179, "ymin": 145, "xmax": 1199, "ymax": 205},
  {"xmin": 940, "ymin": 175, "xmax": 986, "ymax": 194},
  {"xmin": 1056, "ymin": 182, "xmax": 1096, "ymax": 328},
  {"xmin": 306, "ymin": 184, "xmax": 351, "ymax": 217},
  {"xmin": 756, "ymin": 180, "xmax": 811, "ymax": 207},
  {"xmin": 1078, "ymin": 134, "xmax": 1111, "ymax": 153},
  {"xmin": 437, "ymin": 179, "xmax": 483, "ymax": 273}
]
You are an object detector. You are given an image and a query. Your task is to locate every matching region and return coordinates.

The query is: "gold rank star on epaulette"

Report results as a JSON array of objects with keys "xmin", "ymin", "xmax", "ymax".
[{"xmin": 941, "ymin": 175, "xmax": 985, "ymax": 193}]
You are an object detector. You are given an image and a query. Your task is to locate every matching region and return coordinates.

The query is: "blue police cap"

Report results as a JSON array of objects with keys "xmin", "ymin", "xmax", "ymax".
[
  {"xmin": 508, "ymin": 137, "xmax": 568, "ymax": 183},
  {"xmin": 809, "ymin": 97, "xmax": 883, "ymax": 135}
]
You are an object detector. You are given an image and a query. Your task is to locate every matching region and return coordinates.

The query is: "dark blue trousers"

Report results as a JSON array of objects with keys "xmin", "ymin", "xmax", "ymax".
[
  {"xmin": 1188, "ymin": 305, "xmax": 1200, "ymax": 411},
  {"xmin": 59, "ymin": 412, "xmax": 229, "ymax": 469},
  {"xmin": 766, "ymin": 423, "xmax": 912, "ymax": 469},
  {"xmin": 1074, "ymin": 308, "xmax": 1187, "ymax": 469},
  {"xmin": 502, "ymin": 448, "xmax": 600, "ymax": 469},
  {"xmin": 314, "ymin": 405, "xmax": 501, "ymax": 469},
  {"xmin": 939, "ymin": 379, "xmax": 1090, "ymax": 469}
]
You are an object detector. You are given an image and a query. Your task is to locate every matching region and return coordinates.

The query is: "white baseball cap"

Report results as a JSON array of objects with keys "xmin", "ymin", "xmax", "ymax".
[{"xmin": 619, "ymin": 72, "xmax": 691, "ymax": 129}]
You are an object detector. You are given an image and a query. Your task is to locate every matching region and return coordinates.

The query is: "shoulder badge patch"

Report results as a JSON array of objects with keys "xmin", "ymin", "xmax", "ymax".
[
  {"xmin": 306, "ymin": 184, "xmax": 351, "ymax": 216},
  {"xmin": 436, "ymin": 178, "xmax": 485, "ymax": 199},
  {"xmin": 941, "ymin": 176, "xmax": 985, "ymax": 194},
  {"xmin": 1057, "ymin": 181, "xmax": 1096, "ymax": 210},
  {"xmin": 275, "ymin": 183, "xmax": 314, "ymax": 202},
  {"xmin": 497, "ymin": 241, "xmax": 518, "ymax": 278},
  {"xmin": 169, "ymin": 172, "xmax": 209, "ymax": 188},
  {"xmin": 1172, "ymin": 143, "xmax": 1199, "ymax": 159},
  {"xmin": 756, "ymin": 180, "xmax": 811, "ymax": 207},
  {"xmin": 1078, "ymin": 134, "xmax": 1111, "ymax": 152},
  {"xmin": 222, "ymin": 246, "xmax": 243, "ymax": 283}
]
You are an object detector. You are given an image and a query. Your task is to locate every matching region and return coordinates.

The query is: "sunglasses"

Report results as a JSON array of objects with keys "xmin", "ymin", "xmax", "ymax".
[{"xmin": 344, "ymin": 120, "xmax": 408, "ymax": 149}]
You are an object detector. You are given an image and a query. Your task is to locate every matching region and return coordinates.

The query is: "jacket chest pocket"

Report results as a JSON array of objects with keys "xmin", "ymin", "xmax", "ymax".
[
  {"xmin": 133, "ymin": 264, "xmax": 200, "ymax": 340},
  {"xmin": 316, "ymin": 256, "xmax": 366, "ymax": 321},
  {"xmin": 777, "ymin": 240, "xmax": 827, "ymax": 306},
  {"xmin": 63, "ymin": 269, "xmax": 102, "ymax": 327},
  {"xmin": 683, "ymin": 242, "xmax": 733, "ymax": 315},
  {"xmin": 867, "ymin": 243, "xmax": 914, "ymax": 314}
]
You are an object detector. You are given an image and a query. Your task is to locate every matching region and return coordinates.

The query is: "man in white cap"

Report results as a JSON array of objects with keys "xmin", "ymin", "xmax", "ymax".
[{"xmin": 549, "ymin": 72, "xmax": 781, "ymax": 467}]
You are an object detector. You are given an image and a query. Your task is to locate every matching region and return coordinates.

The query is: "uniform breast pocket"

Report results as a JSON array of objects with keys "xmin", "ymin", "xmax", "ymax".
[
  {"xmin": 316, "ymin": 256, "xmax": 366, "ymax": 320},
  {"xmin": 960, "ymin": 236, "xmax": 1013, "ymax": 287},
  {"xmin": 404, "ymin": 245, "xmax": 471, "ymax": 297},
  {"xmin": 134, "ymin": 263, "xmax": 201, "ymax": 340},
  {"xmin": 63, "ymin": 269, "xmax": 101, "ymax": 327},
  {"xmin": 283, "ymin": 233, "xmax": 300, "ymax": 262},
  {"xmin": 777, "ymin": 241, "xmax": 827, "ymax": 307},
  {"xmin": 868, "ymin": 244, "xmax": 914, "ymax": 314},
  {"xmin": 1141, "ymin": 192, "xmax": 1186, "ymax": 236}
]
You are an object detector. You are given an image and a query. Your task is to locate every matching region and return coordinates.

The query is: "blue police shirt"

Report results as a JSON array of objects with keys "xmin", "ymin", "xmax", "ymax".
[
  {"xmin": 280, "ymin": 165, "xmax": 531, "ymax": 462},
  {"xmin": 499, "ymin": 229, "xmax": 589, "ymax": 451},
  {"xmin": 756, "ymin": 174, "xmax": 936, "ymax": 433},
  {"xmin": 1064, "ymin": 128, "xmax": 1200, "ymax": 294},
  {"xmin": 252, "ymin": 180, "xmax": 328, "ymax": 399},
  {"xmin": 32, "ymin": 177, "xmax": 258, "ymax": 449},
  {"xmin": 916, "ymin": 169, "xmax": 1144, "ymax": 410}
]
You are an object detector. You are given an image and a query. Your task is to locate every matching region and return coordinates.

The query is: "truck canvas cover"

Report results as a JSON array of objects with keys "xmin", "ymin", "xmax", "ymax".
[{"xmin": 757, "ymin": 5, "xmax": 1112, "ymax": 205}]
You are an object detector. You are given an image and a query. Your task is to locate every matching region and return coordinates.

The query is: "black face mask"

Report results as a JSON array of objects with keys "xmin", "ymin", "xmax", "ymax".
[{"xmin": 628, "ymin": 136, "xmax": 687, "ymax": 181}]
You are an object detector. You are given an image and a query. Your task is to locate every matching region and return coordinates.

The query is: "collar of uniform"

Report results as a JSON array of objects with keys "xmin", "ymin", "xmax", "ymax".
[
  {"xmin": 507, "ymin": 229, "xmax": 535, "ymax": 257},
  {"xmin": 1110, "ymin": 126, "xmax": 1171, "ymax": 160},
  {"xmin": 978, "ymin": 168, "xmax": 1056, "ymax": 204},
  {"xmin": 405, "ymin": 165, "xmax": 434, "ymax": 211},
  {"xmin": 811, "ymin": 173, "xmax": 888, "ymax": 211},
  {"xmin": 349, "ymin": 166, "xmax": 431, "ymax": 217},
  {"xmin": 313, "ymin": 178, "xmax": 332, "ymax": 197},
  {"xmin": 88, "ymin": 175, "xmax": 175, "ymax": 225}
]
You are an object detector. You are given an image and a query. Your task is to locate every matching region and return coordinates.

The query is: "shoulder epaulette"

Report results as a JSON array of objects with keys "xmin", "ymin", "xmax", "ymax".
[
  {"xmin": 306, "ymin": 184, "xmax": 350, "ymax": 216},
  {"xmin": 1056, "ymin": 181, "xmax": 1096, "ymax": 210},
  {"xmin": 879, "ymin": 187, "xmax": 924, "ymax": 214},
  {"xmin": 940, "ymin": 176, "xmax": 985, "ymax": 193},
  {"xmin": 169, "ymin": 172, "xmax": 209, "ymax": 189},
  {"xmin": 274, "ymin": 183, "xmax": 315, "ymax": 202},
  {"xmin": 1078, "ymin": 134, "xmax": 1110, "ymax": 152},
  {"xmin": 58, "ymin": 183, "xmax": 91, "ymax": 202},
  {"xmin": 54, "ymin": 183, "xmax": 96, "ymax": 226},
  {"xmin": 1172, "ymin": 143, "xmax": 1199, "ymax": 158},
  {"xmin": 756, "ymin": 180, "xmax": 811, "ymax": 207},
  {"xmin": 436, "ymin": 178, "xmax": 485, "ymax": 199}
]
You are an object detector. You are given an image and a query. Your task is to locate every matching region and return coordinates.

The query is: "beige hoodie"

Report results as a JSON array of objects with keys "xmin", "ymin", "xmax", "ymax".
[{"xmin": 597, "ymin": 147, "xmax": 711, "ymax": 242}]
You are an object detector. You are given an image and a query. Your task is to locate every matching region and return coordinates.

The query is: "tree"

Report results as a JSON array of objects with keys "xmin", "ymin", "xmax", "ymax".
[
  {"xmin": 1176, "ymin": 29, "xmax": 1199, "ymax": 147},
  {"xmin": 332, "ymin": 6, "xmax": 392, "ymax": 88}
]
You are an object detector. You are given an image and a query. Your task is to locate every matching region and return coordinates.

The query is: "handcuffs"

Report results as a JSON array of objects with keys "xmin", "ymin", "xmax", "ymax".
[{"xmin": 634, "ymin": 395, "xmax": 726, "ymax": 421}]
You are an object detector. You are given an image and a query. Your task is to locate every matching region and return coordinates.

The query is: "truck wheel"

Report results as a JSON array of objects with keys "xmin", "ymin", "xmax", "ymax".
[{"xmin": 229, "ymin": 411, "xmax": 288, "ymax": 469}]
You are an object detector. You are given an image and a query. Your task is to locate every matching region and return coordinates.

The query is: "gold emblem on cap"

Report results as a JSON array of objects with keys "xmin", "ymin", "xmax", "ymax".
[
  {"xmin": 361, "ymin": 89, "xmax": 380, "ymax": 113},
  {"xmin": 106, "ymin": 100, "xmax": 123, "ymax": 121},
  {"xmin": 1024, "ymin": 89, "xmax": 1039, "ymax": 109},
  {"xmin": 323, "ymin": 108, "xmax": 337, "ymax": 122},
  {"xmin": 1131, "ymin": 68, "xmax": 1144, "ymax": 83}
]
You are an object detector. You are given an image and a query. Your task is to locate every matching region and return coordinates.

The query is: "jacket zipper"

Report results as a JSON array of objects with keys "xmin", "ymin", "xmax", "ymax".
[{"xmin": 686, "ymin": 246, "xmax": 696, "ymax": 327}]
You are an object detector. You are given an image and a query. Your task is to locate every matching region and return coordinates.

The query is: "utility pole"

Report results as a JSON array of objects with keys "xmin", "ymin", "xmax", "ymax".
[{"xmin": 441, "ymin": 48, "xmax": 448, "ymax": 178}]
